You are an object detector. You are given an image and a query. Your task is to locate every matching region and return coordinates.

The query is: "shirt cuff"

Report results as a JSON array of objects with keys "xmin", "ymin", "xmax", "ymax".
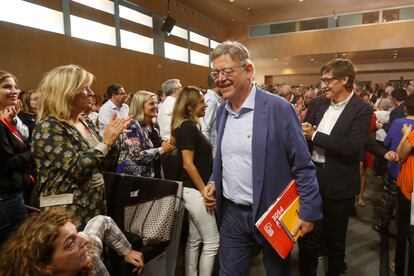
[{"xmin": 95, "ymin": 142, "xmax": 110, "ymax": 156}]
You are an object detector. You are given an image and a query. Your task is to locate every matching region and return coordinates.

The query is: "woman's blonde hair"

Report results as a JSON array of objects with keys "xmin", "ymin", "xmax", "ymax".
[
  {"xmin": 0, "ymin": 209, "xmax": 92, "ymax": 276},
  {"xmin": 170, "ymin": 86, "xmax": 203, "ymax": 146},
  {"xmin": 129, "ymin": 90, "xmax": 157, "ymax": 122},
  {"xmin": 36, "ymin": 64, "xmax": 94, "ymax": 122}
]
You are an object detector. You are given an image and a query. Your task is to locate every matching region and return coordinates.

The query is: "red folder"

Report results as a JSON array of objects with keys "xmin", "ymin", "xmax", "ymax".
[{"xmin": 255, "ymin": 180, "xmax": 300, "ymax": 259}]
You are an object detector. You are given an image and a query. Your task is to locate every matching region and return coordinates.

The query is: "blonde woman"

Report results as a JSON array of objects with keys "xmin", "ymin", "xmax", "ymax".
[
  {"xmin": 171, "ymin": 86, "xmax": 219, "ymax": 276},
  {"xmin": 31, "ymin": 64, "xmax": 130, "ymax": 229},
  {"xmin": 117, "ymin": 90, "xmax": 173, "ymax": 177}
]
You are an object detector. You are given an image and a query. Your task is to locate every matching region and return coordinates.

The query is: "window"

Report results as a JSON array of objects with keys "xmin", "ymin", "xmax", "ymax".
[
  {"xmin": 299, "ymin": 18, "xmax": 328, "ymax": 31},
  {"xmin": 362, "ymin": 11, "xmax": 379, "ymax": 24},
  {"xmin": 190, "ymin": 50, "xmax": 209, "ymax": 67},
  {"xmin": 0, "ymin": 0, "xmax": 64, "ymax": 34},
  {"xmin": 189, "ymin": 31, "xmax": 209, "ymax": 47},
  {"xmin": 210, "ymin": 39, "xmax": 220, "ymax": 49},
  {"xmin": 250, "ymin": 25, "xmax": 270, "ymax": 37},
  {"xmin": 70, "ymin": 15, "xmax": 116, "ymax": 46},
  {"xmin": 338, "ymin": 13, "xmax": 363, "ymax": 27},
  {"xmin": 119, "ymin": 5, "xmax": 153, "ymax": 28},
  {"xmin": 72, "ymin": 0, "xmax": 114, "ymax": 14},
  {"xmin": 164, "ymin": 43, "xmax": 188, "ymax": 62},
  {"xmin": 400, "ymin": 7, "xmax": 414, "ymax": 20},
  {"xmin": 269, "ymin": 22, "xmax": 296, "ymax": 34},
  {"xmin": 120, "ymin": 30, "xmax": 153, "ymax": 54},
  {"xmin": 382, "ymin": 9, "xmax": 400, "ymax": 22},
  {"xmin": 170, "ymin": 25, "xmax": 188, "ymax": 40}
]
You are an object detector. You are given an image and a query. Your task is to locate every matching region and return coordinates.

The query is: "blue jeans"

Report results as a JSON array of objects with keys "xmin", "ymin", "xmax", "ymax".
[
  {"xmin": 0, "ymin": 192, "xmax": 28, "ymax": 245},
  {"xmin": 219, "ymin": 198, "xmax": 291, "ymax": 276}
]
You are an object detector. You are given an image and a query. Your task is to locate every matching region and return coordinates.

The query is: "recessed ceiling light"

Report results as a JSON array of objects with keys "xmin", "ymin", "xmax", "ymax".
[
  {"xmin": 247, "ymin": 7, "xmax": 250, "ymax": 10},
  {"xmin": 342, "ymin": 53, "xmax": 347, "ymax": 56},
  {"xmin": 229, "ymin": 0, "xmax": 235, "ymax": 2},
  {"xmin": 310, "ymin": 58, "xmax": 315, "ymax": 61},
  {"xmin": 299, "ymin": 0, "xmax": 304, "ymax": 2}
]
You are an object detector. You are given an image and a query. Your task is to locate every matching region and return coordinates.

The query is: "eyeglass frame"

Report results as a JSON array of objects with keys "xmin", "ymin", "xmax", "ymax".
[
  {"xmin": 320, "ymin": 77, "xmax": 339, "ymax": 86},
  {"xmin": 209, "ymin": 64, "xmax": 246, "ymax": 80}
]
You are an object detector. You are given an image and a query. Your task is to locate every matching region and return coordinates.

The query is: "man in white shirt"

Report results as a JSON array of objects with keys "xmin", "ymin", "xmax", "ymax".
[
  {"xmin": 98, "ymin": 84, "xmax": 129, "ymax": 136},
  {"xmin": 301, "ymin": 59, "xmax": 372, "ymax": 276},
  {"xmin": 200, "ymin": 75, "xmax": 221, "ymax": 157},
  {"xmin": 157, "ymin": 79, "xmax": 182, "ymax": 139}
]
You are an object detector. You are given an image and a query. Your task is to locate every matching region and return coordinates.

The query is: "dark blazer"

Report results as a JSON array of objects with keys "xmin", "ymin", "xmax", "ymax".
[
  {"xmin": 304, "ymin": 94, "xmax": 372, "ymax": 198},
  {"xmin": 210, "ymin": 87, "xmax": 322, "ymax": 240},
  {"xmin": 0, "ymin": 119, "xmax": 32, "ymax": 194}
]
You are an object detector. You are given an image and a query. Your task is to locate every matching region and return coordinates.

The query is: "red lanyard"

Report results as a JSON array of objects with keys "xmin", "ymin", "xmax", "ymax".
[{"xmin": 0, "ymin": 115, "xmax": 26, "ymax": 147}]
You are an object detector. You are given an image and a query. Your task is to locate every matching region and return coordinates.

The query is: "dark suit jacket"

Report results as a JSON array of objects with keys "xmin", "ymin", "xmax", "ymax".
[
  {"xmin": 304, "ymin": 94, "xmax": 372, "ymax": 198},
  {"xmin": 210, "ymin": 87, "xmax": 322, "ymax": 242}
]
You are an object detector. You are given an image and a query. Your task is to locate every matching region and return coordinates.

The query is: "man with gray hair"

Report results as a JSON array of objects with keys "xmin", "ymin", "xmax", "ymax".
[
  {"xmin": 157, "ymin": 79, "xmax": 182, "ymax": 139},
  {"xmin": 203, "ymin": 40, "xmax": 321, "ymax": 275},
  {"xmin": 279, "ymin": 84, "xmax": 294, "ymax": 103}
]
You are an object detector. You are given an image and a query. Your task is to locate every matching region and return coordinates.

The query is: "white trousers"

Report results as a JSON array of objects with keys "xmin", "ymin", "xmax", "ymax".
[{"xmin": 183, "ymin": 187, "xmax": 219, "ymax": 276}]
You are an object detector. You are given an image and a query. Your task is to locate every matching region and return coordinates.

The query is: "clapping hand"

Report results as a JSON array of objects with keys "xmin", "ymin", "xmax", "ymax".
[{"xmin": 103, "ymin": 114, "xmax": 132, "ymax": 147}]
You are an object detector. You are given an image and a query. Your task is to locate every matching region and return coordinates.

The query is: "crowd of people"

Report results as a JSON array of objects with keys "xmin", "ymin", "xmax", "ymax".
[{"xmin": 0, "ymin": 40, "xmax": 413, "ymax": 276}]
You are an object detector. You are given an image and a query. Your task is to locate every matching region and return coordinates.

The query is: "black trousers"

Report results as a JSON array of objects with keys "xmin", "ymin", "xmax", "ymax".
[
  {"xmin": 298, "ymin": 196, "xmax": 354, "ymax": 276},
  {"xmin": 395, "ymin": 189, "xmax": 414, "ymax": 276}
]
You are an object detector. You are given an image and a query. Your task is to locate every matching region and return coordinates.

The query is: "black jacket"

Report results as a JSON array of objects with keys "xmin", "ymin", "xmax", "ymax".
[
  {"xmin": 0, "ymin": 119, "xmax": 32, "ymax": 193},
  {"xmin": 304, "ymin": 94, "xmax": 372, "ymax": 198}
]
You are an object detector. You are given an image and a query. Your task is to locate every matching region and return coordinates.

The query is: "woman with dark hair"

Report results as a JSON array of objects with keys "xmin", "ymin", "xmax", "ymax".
[
  {"xmin": 18, "ymin": 90, "xmax": 40, "ymax": 140},
  {"xmin": 171, "ymin": 86, "xmax": 219, "ymax": 276},
  {"xmin": 0, "ymin": 209, "xmax": 144, "ymax": 276},
  {"xmin": 0, "ymin": 70, "xmax": 31, "ymax": 245}
]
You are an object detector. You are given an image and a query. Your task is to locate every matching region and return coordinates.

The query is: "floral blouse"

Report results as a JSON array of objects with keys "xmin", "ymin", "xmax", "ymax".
[
  {"xmin": 117, "ymin": 119, "xmax": 163, "ymax": 177},
  {"xmin": 31, "ymin": 115, "xmax": 118, "ymax": 227}
]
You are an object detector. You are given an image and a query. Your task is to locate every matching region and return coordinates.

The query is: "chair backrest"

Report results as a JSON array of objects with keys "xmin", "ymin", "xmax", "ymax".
[
  {"xmin": 104, "ymin": 172, "xmax": 178, "ymax": 233},
  {"xmin": 161, "ymin": 148, "xmax": 183, "ymax": 181}
]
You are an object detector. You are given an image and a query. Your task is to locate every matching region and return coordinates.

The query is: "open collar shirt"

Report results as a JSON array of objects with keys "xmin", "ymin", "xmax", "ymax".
[
  {"xmin": 311, "ymin": 92, "xmax": 354, "ymax": 163},
  {"xmin": 221, "ymin": 85, "xmax": 256, "ymax": 205}
]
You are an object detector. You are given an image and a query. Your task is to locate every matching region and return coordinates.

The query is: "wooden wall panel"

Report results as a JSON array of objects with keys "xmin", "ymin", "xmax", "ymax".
[{"xmin": 0, "ymin": 22, "xmax": 211, "ymax": 96}]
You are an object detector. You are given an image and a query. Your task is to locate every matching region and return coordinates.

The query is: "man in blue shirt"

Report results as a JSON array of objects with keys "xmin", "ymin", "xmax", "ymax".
[{"xmin": 203, "ymin": 41, "xmax": 322, "ymax": 275}]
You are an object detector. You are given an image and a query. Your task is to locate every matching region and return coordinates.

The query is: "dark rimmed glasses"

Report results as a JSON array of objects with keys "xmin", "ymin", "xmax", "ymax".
[{"xmin": 320, "ymin": 77, "xmax": 339, "ymax": 86}]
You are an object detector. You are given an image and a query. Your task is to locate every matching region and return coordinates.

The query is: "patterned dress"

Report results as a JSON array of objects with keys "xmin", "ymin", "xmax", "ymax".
[
  {"xmin": 117, "ymin": 119, "xmax": 163, "ymax": 177},
  {"xmin": 31, "ymin": 116, "xmax": 118, "ymax": 229}
]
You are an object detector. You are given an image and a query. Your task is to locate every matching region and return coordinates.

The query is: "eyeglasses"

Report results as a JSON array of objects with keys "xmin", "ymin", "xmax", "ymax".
[
  {"xmin": 320, "ymin": 77, "xmax": 338, "ymax": 86},
  {"xmin": 210, "ymin": 65, "xmax": 245, "ymax": 80}
]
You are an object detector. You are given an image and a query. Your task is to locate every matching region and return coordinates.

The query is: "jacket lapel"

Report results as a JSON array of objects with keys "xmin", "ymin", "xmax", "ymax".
[{"xmin": 252, "ymin": 89, "xmax": 269, "ymax": 215}]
